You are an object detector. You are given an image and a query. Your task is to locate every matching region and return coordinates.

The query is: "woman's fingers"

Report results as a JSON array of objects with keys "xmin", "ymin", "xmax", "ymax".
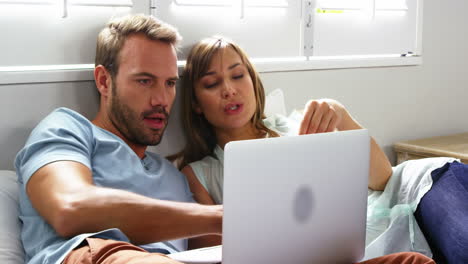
[
  {"xmin": 317, "ymin": 106, "xmax": 334, "ymax": 133},
  {"xmin": 300, "ymin": 100, "xmax": 338, "ymax": 134},
  {"xmin": 299, "ymin": 100, "xmax": 316, "ymax": 134},
  {"xmin": 326, "ymin": 113, "xmax": 339, "ymax": 132}
]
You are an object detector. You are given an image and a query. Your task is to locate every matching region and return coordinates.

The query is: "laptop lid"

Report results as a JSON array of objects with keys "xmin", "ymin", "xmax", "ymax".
[{"xmin": 222, "ymin": 129, "xmax": 370, "ymax": 264}]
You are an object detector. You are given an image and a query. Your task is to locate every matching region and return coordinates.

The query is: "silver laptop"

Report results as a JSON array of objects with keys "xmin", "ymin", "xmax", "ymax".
[{"xmin": 169, "ymin": 129, "xmax": 370, "ymax": 264}]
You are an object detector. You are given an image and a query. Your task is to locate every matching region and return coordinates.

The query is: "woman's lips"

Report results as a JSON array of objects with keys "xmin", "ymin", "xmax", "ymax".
[{"xmin": 224, "ymin": 103, "xmax": 243, "ymax": 115}]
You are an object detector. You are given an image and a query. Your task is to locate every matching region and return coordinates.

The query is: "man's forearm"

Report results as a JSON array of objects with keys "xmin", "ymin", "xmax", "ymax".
[
  {"xmin": 53, "ymin": 186, "xmax": 222, "ymax": 244},
  {"xmin": 28, "ymin": 161, "xmax": 223, "ymax": 245}
]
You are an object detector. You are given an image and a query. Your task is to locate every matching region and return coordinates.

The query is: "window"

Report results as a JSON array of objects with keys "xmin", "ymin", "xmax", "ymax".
[
  {"xmin": 0, "ymin": 0, "xmax": 142, "ymax": 69},
  {"xmin": 173, "ymin": 0, "xmax": 288, "ymax": 8},
  {"xmin": 69, "ymin": 0, "xmax": 133, "ymax": 7},
  {"xmin": 0, "ymin": 0, "xmax": 423, "ymax": 85},
  {"xmin": 154, "ymin": 0, "xmax": 422, "ymax": 70},
  {"xmin": 0, "ymin": 0, "xmax": 134, "ymax": 17},
  {"xmin": 306, "ymin": 0, "xmax": 421, "ymax": 57},
  {"xmin": 152, "ymin": 0, "xmax": 303, "ymax": 60}
]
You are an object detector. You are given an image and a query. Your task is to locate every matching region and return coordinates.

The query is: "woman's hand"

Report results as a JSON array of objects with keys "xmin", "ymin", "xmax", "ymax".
[
  {"xmin": 298, "ymin": 98, "xmax": 392, "ymax": 191},
  {"xmin": 299, "ymin": 99, "xmax": 349, "ymax": 135}
]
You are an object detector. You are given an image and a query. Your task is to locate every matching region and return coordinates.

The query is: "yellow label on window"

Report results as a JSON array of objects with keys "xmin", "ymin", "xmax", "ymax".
[{"xmin": 316, "ymin": 8, "xmax": 344, "ymax": 14}]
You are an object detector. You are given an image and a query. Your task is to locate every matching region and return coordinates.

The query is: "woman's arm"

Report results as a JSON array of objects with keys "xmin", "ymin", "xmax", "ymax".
[
  {"xmin": 181, "ymin": 165, "xmax": 222, "ymax": 248},
  {"xmin": 336, "ymin": 107, "xmax": 392, "ymax": 191},
  {"xmin": 182, "ymin": 165, "xmax": 216, "ymax": 205},
  {"xmin": 299, "ymin": 99, "xmax": 392, "ymax": 191}
]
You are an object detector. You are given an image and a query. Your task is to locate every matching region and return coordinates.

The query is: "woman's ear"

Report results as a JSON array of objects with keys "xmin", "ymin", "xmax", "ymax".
[
  {"xmin": 193, "ymin": 101, "xmax": 203, "ymax": 114},
  {"xmin": 94, "ymin": 65, "xmax": 112, "ymax": 98},
  {"xmin": 194, "ymin": 104, "xmax": 203, "ymax": 114}
]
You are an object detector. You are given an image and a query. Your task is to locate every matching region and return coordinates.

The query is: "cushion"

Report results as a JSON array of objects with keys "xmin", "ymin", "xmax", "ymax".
[
  {"xmin": 265, "ymin": 88, "xmax": 287, "ymax": 117},
  {"xmin": 0, "ymin": 170, "xmax": 25, "ymax": 263}
]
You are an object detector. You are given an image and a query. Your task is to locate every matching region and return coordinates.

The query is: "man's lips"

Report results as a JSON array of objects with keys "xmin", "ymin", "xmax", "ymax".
[
  {"xmin": 143, "ymin": 114, "xmax": 166, "ymax": 130},
  {"xmin": 146, "ymin": 113, "xmax": 166, "ymax": 119},
  {"xmin": 141, "ymin": 106, "xmax": 169, "ymax": 130}
]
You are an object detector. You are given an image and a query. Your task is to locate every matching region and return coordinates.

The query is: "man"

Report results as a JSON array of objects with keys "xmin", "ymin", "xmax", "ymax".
[
  {"xmin": 15, "ymin": 14, "xmax": 434, "ymax": 264},
  {"xmin": 15, "ymin": 14, "xmax": 221, "ymax": 264}
]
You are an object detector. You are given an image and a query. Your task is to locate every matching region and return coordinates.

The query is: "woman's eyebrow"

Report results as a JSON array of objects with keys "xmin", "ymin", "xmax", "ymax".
[
  {"xmin": 202, "ymin": 62, "xmax": 242, "ymax": 77},
  {"xmin": 202, "ymin": 71, "xmax": 215, "ymax": 77},
  {"xmin": 228, "ymin": 63, "xmax": 241, "ymax": 70}
]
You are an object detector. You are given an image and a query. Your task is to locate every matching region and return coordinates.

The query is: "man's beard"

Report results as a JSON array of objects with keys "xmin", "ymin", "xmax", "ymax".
[{"xmin": 109, "ymin": 84, "xmax": 169, "ymax": 146}]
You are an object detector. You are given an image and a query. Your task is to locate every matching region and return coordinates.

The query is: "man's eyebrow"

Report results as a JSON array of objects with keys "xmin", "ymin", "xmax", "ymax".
[
  {"xmin": 133, "ymin": 72, "xmax": 156, "ymax": 78},
  {"xmin": 133, "ymin": 72, "xmax": 179, "ymax": 80},
  {"xmin": 202, "ymin": 62, "xmax": 242, "ymax": 77}
]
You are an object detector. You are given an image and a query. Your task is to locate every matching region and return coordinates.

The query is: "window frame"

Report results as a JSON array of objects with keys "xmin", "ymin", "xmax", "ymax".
[{"xmin": 0, "ymin": 55, "xmax": 421, "ymax": 85}]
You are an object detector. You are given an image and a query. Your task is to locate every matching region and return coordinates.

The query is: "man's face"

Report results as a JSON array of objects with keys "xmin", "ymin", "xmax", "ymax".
[{"xmin": 107, "ymin": 34, "xmax": 178, "ymax": 147}]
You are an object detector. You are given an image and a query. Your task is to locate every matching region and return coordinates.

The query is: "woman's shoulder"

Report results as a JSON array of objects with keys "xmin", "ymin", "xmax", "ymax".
[
  {"xmin": 190, "ymin": 154, "xmax": 222, "ymax": 168},
  {"xmin": 187, "ymin": 153, "xmax": 224, "ymax": 195},
  {"xmin": 190, "ymin": 145, "xmax": 224, "ymax": 167}
]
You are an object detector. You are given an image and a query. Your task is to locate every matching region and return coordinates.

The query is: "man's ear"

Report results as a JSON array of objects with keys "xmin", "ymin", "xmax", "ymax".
[{"xmin": 94, "ymin": 65, "xmax": 112, "ymax": 98}]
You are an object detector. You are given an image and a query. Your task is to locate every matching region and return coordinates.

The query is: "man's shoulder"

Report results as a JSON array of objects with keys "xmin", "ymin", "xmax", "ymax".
[
  {"xmin": 15, "ymin": 108, "xmax": 94, "ymax": 185},
  {"xmin": 16, "ymin": 107, "xmax": 96, "ymax": 162},
  {"xmin": 33, "ymin": 107, "xmax": 93, "ymax": 136},
  {"xmin": 44, "ymin": 107, "xmax": 90, "ymax": 125}
]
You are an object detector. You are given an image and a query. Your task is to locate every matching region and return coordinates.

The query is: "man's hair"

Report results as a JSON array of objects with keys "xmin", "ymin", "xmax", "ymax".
[{"xmin": 95, "ymin": 14, "xmax": 181, "ymax": 78}]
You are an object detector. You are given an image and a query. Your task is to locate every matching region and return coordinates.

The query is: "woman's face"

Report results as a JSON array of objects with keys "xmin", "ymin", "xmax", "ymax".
[{"xmin": 194, "ymin": 46, "xmax": 257, "ymax": 133}]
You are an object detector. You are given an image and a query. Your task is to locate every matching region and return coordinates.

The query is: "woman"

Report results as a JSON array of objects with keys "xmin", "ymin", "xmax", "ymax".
[
  {"xmin": 171, "ymin": 37, "xmax": 434, "ymax": 264},
  {"xmin": 175, "ymin": 36, "xmax": 391, "ymax": 204}
]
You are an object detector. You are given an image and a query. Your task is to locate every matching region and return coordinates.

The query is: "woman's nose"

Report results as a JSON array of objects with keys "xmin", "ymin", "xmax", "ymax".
[{"xmin": 221, "ymin": 81, "xmax": 236, "ymax": 99}]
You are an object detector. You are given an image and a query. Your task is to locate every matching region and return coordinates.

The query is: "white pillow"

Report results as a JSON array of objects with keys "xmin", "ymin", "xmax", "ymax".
[
  {"xmin": 0, "ymin": 170, "xmax": 25, "ymax": 263},
  {"xmin": 264, "ymin": 88, "xmax": 287, "ymax": 117}
]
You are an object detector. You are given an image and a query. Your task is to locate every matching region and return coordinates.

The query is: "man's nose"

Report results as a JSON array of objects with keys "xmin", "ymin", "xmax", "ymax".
[{"xmin": 150, "ymin": 84, "xmax": 172, "ymax": 108}]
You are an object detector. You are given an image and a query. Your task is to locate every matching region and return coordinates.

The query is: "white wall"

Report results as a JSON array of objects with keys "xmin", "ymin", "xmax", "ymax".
[
  {"xmin": 1, "ymin": 0, "xmax": 467, "ymax": 170},
  {"xmin": 260, "ymin": 0, "xmax": 468, "ymax": 164},
  {"xmin": 0, "ymin": 82, "xmax": 99, "ymax": 170}
]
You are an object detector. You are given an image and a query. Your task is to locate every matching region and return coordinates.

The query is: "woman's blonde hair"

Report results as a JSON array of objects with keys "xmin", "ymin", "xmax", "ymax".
[{"xmin": 170, "ymin": 37, "xmax": 278, "ymax": 169}]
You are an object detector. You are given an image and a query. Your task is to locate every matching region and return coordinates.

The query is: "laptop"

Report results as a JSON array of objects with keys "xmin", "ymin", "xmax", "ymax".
[{"xmin": 168, "ymin": 129, "xmax": 370, "ymax": 264}]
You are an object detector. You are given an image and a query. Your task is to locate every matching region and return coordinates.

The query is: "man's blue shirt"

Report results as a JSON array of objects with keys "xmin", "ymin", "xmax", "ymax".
[{"xmin": 15, "ymin": 107, "xmax": 194, "ymax": 264}]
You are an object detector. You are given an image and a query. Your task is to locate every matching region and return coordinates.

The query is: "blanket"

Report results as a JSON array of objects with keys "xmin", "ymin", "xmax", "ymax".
[{"xmin": 363, "ymin": 157, "xmax": 458, "ymax": 260}]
